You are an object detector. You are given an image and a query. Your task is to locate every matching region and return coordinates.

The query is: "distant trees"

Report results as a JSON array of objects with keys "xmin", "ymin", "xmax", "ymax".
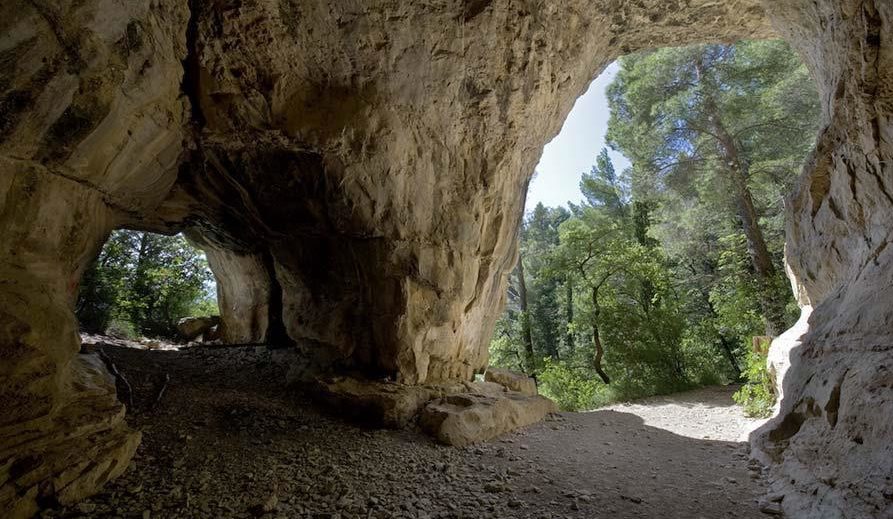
[
  {"xmin": 490, "ymin": 41, "xmax": 819, "ymax": 413},
  {"xmin": 77, "ymin": 231, "xmax": 216, "ymax": 338}
]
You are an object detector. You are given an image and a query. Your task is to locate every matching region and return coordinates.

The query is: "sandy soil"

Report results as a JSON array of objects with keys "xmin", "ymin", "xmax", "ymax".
[{"xmin": 47, "ymin": 339, "xmax": 771, "ymax": 519}]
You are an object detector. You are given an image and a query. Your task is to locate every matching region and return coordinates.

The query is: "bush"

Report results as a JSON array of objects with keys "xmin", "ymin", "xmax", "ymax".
[
  {"xmin": 733, "ymin": 348, "xmax": 776, "ymax": 417},
  {"xmin": 488, "ymin": 333, "xmax": 526, "ymax": 373},
  {"xmin": 537, "ymin": 358, "xmax": 600, "ymax": 411},
  {"xmin": 679, "ymin": 326, "xmax": 736, "ymax": 387}
]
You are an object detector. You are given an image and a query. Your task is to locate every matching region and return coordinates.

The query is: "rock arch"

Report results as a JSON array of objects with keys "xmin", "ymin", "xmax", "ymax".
[{"xmin": 0, "ymin": 1, "xmax": 889, "ymax": 517}]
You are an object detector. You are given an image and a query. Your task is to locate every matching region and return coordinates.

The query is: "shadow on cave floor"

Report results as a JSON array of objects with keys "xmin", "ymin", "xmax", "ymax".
[{"xmin": 55, "ymin": 340, "xmax": 770, "ymax": 518}]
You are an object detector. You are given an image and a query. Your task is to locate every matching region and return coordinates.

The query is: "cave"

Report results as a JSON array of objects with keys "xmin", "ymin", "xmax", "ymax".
[{"xmin": 1, "ymin": 1, "xmax": 891, "ymax": 517}]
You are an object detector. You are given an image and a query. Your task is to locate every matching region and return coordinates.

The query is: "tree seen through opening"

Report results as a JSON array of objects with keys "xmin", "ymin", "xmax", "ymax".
[{"xmin": 490, "ymin": 40, "xmax": 819, "ymax": 416}]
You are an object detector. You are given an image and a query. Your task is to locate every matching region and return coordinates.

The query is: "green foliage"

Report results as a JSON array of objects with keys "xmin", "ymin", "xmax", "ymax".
[
  {"xmin": 77, "ymin": 230, "xmax": 216, "ymax": 339},
  {"xmin": 488, "ymin": 314, "xmax": 526, "ymax": 372},
  {"xmin": 537, "ymin": 357, "xmax": 599, "ymax": 411},
  {"xmin": 606, "ymin": 40, "xmax": 818, "ymax": 338},
  {"xmin": 76, "ymin": 232, "xmax": 133, "ymax": 333},
  {"xmin": 580, "ymin": 148, "xmax": 627, "ymax": 217},
  {"xmin": 191, "ymin": 296, "xmax": 221, "ymax": 318},
  {"xmin": 489, "ymin": 40, "xmax": 819, "ymax": 413},
  {"xmin": 733, "ymin": 349, "xmax": 776, "ymax": 417}
]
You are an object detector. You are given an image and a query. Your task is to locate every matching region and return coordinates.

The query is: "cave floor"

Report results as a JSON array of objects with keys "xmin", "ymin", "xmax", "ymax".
[{"xmin": 49, "ymin": 340, "xmax": 771, "ymax": 519}]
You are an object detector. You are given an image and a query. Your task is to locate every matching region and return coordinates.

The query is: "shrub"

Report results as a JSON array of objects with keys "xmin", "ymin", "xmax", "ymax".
[
  {"xmin": 537, "ymin": 358, "xmax": 600, "ymax": 411},
  {"xmin": 190, "ymin": 297, "xmax": 220, "ymax": 318},
  {"xmin": 733, "ymin": 348, "xmax": 776, "ymax": 417},
  {"xmin": 488, "ymin": 333, "xmax": 526, "ymax": 373}
]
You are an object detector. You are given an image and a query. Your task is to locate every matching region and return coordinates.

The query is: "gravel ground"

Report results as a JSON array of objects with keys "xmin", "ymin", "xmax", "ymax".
[
  {"xmin": 603, "ymin": 385, "xmax": 770, "ymax": 442},
  {"xmin": 45, "ymin": 340, "xmax": 771, "ymax": 519}
]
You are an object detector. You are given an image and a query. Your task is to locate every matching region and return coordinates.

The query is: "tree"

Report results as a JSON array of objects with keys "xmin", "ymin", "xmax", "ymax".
[
  {"xmin": 488, "ymin": 40, "xmax": 819, "ymax": 412},
  {"xmin": 77, "ymin": 230, "xmax": 216, "ymax": 338},
  {"xmin": 580, "ymin": 148, "xmax": 627, "ymax": 217},
  {"xmin": 554, "ymin": 205, "xmax": 684, "ymax": 388},
  {"xmin": 555, "ymin": 216, "xmax": 625, "ymax": 384},
  {"xmin": 606, "ymin": 41, "xmax": 819, "ymax": 337},
  {"xmin": 524, "ymin": 203, "xmax": 570, "ymax": 361},
  {"xmin": 76, "ymin": 231, "xmax": 136, "ymax": 333},
  {"xmin": 516, "ymin": 253, "xmax": 535, "ymax": 372}
]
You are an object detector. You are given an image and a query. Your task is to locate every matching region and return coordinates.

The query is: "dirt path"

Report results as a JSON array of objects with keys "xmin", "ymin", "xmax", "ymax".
[
  {"xmin": 51, "ymin": 341, "xmax": 770, "ymax": 519},
  {"xmin": 603, "ymin": 385, "xmax": 769, "ymax": 442}
]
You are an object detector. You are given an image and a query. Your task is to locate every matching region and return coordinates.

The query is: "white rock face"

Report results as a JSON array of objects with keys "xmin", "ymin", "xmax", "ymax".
[
  {"xmin": 750, "ymin": 2, "xmax": 893, "ymax": 517},
  {"xmin": 156, "ymin": 0, "xmax": 772, "ymax": 385},
  {"xmin": 1, "ymin": 0, "xmax": 186, "ymax": 515},
  {"xmin": 200, "ymin": 245, "xmax": 272, "ymax": 344},
  {"xmin": 766, "ymin": 305, "xmax": 812, "ymax": 408},
  {"xmin": 1, "ymin": 0, "xmax": 890, "ymax": 517}
]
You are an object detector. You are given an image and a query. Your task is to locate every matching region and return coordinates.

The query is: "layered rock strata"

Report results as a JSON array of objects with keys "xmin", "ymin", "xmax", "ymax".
[{"xmin": 1, "ymin": 0, "xmax": 186, "ymax": 513}]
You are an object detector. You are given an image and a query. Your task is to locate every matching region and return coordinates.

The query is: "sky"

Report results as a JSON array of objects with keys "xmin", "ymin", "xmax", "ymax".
[{"xmin": 526, "ymin": 62, "xmax": 631, "ymax": 210}]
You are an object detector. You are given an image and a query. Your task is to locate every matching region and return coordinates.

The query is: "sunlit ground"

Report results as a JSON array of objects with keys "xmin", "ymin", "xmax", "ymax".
[{"xmin": 596, "ymin": 385, "xmax": 770, "ymax": 441}]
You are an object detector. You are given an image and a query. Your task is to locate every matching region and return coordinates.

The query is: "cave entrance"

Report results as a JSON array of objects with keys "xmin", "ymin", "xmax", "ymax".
[
  {"xmin": 77, "ymin": 229, "xmax": 220, "ymax": 347},
  {"xmin": 491, "ymin": 41, "xmax": 820, "ymax": 424}
]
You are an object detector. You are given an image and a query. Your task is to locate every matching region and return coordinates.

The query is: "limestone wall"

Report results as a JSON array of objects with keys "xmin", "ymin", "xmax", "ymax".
[
  {"xmin": 752, "ymin": 2, "xmax": 893, "ymax": 516},
  {"xmin": 0, "ymin": 0, "xmax": 186, "ymax": 514}
]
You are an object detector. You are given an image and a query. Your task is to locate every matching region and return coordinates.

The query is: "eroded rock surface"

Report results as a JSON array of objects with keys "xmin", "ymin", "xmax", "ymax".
[
  {"xmin": 313, "ymin": 376, "xmax": 466, "ymax": 428},
  {"xmin": 1, "ymin": 0, "xmax": 891, "ymax": 516},
  {"xmin": 313, "ymin": 375, "xmax": 547, "ymax": 445},
  {"xmin": 750, "ymin": 2, "xmax": 893, "ymax": 518},
  {"xmin": 1, "ymin": 0, "xmax": 186, "ymax": 513},
  {"xmin": 485, "ymin": 368, "xmax": 538, "ymax": 396},
  {"xmin": 151, "ymin": 0, "xmax": 773, "ymax": 385},
  {"xmin": 0, "ymin": 354, "xmax": 140, "ymax": 518},
  {"xmin": 422, "ymin": 392, "xmax": 558, "ymax": 447}
]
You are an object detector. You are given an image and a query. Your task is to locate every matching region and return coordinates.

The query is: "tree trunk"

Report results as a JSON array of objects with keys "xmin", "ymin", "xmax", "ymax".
[
  {"xmin": 133, "ymin": 232, "xmax": 152, "ymax": 325},
  {"xmin": 591, "ymin": 285, "xmax": 610, "ymax": 384},
  {"xmin": 719, "ymin": 335, "xmax": 742, "ymax": 380},
  {"xmin": 704, "ymin": 293, "xmax": 743, "ymax": 379},
  {"xmin": 691, "ymin": 268, "xmax": 744, "ymax": 378},
  {"xmin": 565, "ymin": 278, "xmax": 574, "ymax": 354},
  {"xmin": 703, "ymin": 96, "xmax": 788, "ymax": 336},
  {"xmin": 517, "ymin": 254, "xmax": 535, "ymax": 372},
  {"xmin": 633, "ymin": 201, "xmax": 656, "ymax": 313},
  {"xmin": 135, "ymin": 232, "xmax": 150, "ymax": 270}
]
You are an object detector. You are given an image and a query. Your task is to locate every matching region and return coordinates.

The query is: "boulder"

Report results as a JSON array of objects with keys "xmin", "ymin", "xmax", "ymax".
[
  {"xmin": 421, "ymin": 392, "xmax": 558, "ymax": 447},
  {"xmin": 0, "ymin": 354, "xmax": 140, "ymax": 518},
  {"xmin": 176, "ymin": 316, "xmax": 221, "ymax": 341},
  {"xmin": 313, "ymin": 376, "xmax": 464, "ymax": 428},
  {"xmin": 313, "ymin": 376, "xmax": 553, "ymax": 443},
  {"xmin": 485, "ymin": 369, "xmax": 538, "ymax": 396}
]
